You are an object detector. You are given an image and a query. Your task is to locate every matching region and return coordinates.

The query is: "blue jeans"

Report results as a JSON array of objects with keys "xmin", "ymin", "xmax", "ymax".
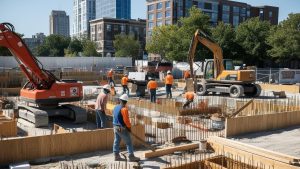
[
  {"xmin": 108, "ymin": 77, "xmax": 115, "ymax": 87},
  {"xmin": 166, "ymin": 84, "xmax": 172, "ymax": 98},
  {"xmin": 122, "ymin": 85, "xmax": 129, "ymax": 95},
  {"xmin": 96, "ymin": 110, "xmax": 106, "ymax": 128},
  {"xmin": 150, "ymin": 89, "xmax": 156, "ymax": 103},
  {"xmin": 113, "ymin": 126, "xmax": 134, "ymax": 155}
]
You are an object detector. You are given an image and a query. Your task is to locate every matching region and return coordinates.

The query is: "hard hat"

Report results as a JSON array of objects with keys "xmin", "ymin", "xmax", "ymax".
[
  {"xmin": 103, "ymin": 84, "xmax": 111, "ymax": 90},
  {"xmin": 167, "ymin": 70, "xmax": 171, "ymax": 74},
  {"xmin": 243, "ymin": 64, "xmax": 246, "ymax": 66},
  {"xmin": 110, "ymin": 68, "xmax": 113, "ymax": 71},
  {"xmin": 119, "ymin": 94, "xmax": 129, "ymax": 101},
  {"xmin": 124, "ymin": 73, "xmax": 128, "ymax": 76}
]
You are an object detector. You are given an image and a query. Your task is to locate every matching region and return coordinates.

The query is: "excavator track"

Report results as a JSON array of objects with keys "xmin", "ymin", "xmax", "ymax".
[{"xmin": 18, "ymin": 104, "xmax": 87, "ymax": 127}]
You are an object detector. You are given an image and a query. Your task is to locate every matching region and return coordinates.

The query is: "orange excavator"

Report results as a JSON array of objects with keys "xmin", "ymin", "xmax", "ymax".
[{"xmin": 0, "ymin": 23, "xmax": 86, "ymax": 127}]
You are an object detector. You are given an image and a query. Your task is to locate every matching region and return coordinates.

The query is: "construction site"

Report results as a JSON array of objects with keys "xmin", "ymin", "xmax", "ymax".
[{"xmin": 1, "ymin": 22, "xmax": 300, "ymax": 169}]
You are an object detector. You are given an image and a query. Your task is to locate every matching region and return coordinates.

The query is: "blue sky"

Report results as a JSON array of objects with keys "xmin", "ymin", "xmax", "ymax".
[{"xmin": 0, "ymin": 0, "xmax": 299, "ymax": 38}]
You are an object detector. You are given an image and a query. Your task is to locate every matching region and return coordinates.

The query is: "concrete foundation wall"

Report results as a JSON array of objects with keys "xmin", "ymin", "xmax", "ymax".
[{"xmin": 0, "ymin": 56, "xmax": 132, "ymax": 70}]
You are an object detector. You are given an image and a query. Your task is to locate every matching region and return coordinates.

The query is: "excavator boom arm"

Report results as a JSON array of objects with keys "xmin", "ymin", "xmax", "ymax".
[{"xmin": 0, "ymin": 23, "xmax": 55, "ymax": 89}]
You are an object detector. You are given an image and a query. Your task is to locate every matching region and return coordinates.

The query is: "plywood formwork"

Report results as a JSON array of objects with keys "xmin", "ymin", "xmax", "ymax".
[
  {"xmin": 0, "ymin": 115, "xmax": 17, "ymax": 137},
  {"xmin": 225, "ymin": 111, "xmax": 300, "ymax": 137},
  {"xmin": 0, "ymin": 124, "xmax": 144, "ymax": 165},
  {"xmin": 208, "ymin": 136, "xmax": 300, "ymax": 169},
  {"xmin": 259, "ymin": 84, "xmax": 300, "ymax": 93}
]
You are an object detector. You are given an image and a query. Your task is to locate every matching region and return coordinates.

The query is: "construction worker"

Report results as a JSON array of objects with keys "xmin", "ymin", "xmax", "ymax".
[
  {"xmin": 165, "ymin": 70, "xmax": 174, "ymax": 99},
  {"xmin": 107, "ymin": 68, "xmax": 115, "ymax": 86},
  {"xmin": 95, "ymin": 84, "xmax": 111, "ymax": 128},
  {"xmin": 183, "ymin": 91, "xmax": 195, "ymax": 109},
  {"xmin": 147, "ymin": 77, "xmax": 158, "ymax": 103},
  {"xmin": 183, "ymin": 70, "xmax": 191, "ymax": 93},
  {"xmin": 121, "ymin": 73, "xmax": 129, "ymax": 95},
  {"xmin": 184, "ymin": 70, "xmax": 191, "ymax": 80},
  {"xmin": 113, "ymin": 94, "xmax": 140, "ymax": 162}
]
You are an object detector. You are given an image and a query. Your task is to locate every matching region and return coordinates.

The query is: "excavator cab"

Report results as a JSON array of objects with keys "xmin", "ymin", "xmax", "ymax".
[{"xmin": 204, "ymin": 59, "xmax": 234, "ymax": 79}]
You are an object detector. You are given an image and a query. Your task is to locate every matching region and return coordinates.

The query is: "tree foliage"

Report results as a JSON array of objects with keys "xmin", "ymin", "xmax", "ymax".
[
  {"xmin": 64, "ymin": 38, "xmax": 83, "ymax": 56},
  {"xmin": 35, "ymin": 34, "xmax": 70, "ymax": 56},
  {"xmin": 82, "ymin": 39, "xmax": 98, "ymax": 56},
  {"xmin": 113, "ymin": 34, "xmax": 140, "ymax": 58},
  {"xmin": 146, "ymin": 6, "xmax": 211, "ymax": 61},
  {"xmin": 267, "ymin": 13, "xmax": 300, "ymax": 67},
  {"xmin": 211, "ymin": 22, "xmax": 243, "ymax": 60},
  {"xmin": 235, "ymin": 17, "xmax": 272, "ymax": 67}
]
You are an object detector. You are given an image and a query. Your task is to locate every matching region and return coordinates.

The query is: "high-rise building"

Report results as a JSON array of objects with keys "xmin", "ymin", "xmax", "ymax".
[
  {"xmin": 89, "ymin": 18, "xmax": 146, "ymax": 57},
  {"xmin": 23, "ymin": 33, "xmax": 46, "ymax": 53},
  {"xmin": 96, "ymin": 0, "xmax": 131, "ymax": 19},
  {"xmin": 49, "ymin": 10, "xmax": 70, "ymax": 37},
  {"xmin": 146, "ymin": 0, "xmax": 278, "ymax": 37},
  {"xmin": 73, "ymin": 0, "xmax": 96, "ymax": 38}
]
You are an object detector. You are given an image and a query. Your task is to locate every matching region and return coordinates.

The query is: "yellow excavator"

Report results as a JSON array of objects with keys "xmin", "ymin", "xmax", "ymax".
[{"xmin": 188, "ymin": 29, "xmax": 261, "ymax": 98}]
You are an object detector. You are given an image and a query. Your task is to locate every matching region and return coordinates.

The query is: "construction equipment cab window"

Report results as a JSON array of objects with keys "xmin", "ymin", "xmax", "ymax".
[{"xmin": 187, "ymin": 29, "xmax": 261, "ymax": 98}]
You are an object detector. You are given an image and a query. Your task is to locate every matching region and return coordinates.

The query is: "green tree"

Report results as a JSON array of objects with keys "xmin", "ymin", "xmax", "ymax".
[
  {"xmin": 235, "ymin": 17, "xmax": 272, "ymax": 67},
  {"xmin": 146, "ymin": 6, "xmax": 211, "ymax": 61},
  {"xmin": 114, "ymin": 34, "xmax": 141, "ymax": 58},
  {"xmin": 82, "ymin": 39, "xmax": 98, "ymax": 56},
  {"xmin": 64, "ymin": 38, "xmax": 83, "ymax": 56},
  {"xmin": 267, "ymin": 13, "xmax": 300, "ymax": 68},
  {"xmin": 34, "ymin": 44, "xmax": 50, "ymax": 56},
  {"xmin": 211, "ymin": 22, "xmax": 244, "ymax": 60}
]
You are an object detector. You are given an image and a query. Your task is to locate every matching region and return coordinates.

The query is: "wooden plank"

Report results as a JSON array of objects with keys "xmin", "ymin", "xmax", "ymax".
[
  {"xmin": 208, "ymin": 136, "xmax": 300, "ymax": 169},
  {"xmin": 144, "ymin": 143, "xmax": 199, "ymax": 158}
]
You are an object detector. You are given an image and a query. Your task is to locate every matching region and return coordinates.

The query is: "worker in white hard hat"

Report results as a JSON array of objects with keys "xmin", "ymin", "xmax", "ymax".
[
  {"xmin": 107, "ymin": 68, "xmax": 115, "ymax": 86},
  {"xmin": 112, "ymin": 94, "xmax": 140, "ymax": 162},
  {"xmin": 165, "ymin": 70, "xmax": 174, "ymax": 99},
  {"xmin": 121, "ymin": 73, "xmax": 129, "ymax": 95},
  {"xmin": 94, "ymin": 84, "xmax": 111, "ymax": 128}
]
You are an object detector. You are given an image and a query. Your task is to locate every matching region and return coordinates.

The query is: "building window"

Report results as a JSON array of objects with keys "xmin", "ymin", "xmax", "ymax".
[
  {"xmin": 241, "ymin": 8, "xmax": 246, "ymax": 14},
  {"xmin": 106, "ymin": 24, "xmax": 111, "ymax": 31},
  {"xmin": 269, "ymin": 11, "xmax": 273, "ymax": 17},
  {"xmin": 233, "ymin": 6, "xmax": 239, "ymax": 14},
  {"xmin": 156, "ymin": 21, "xmax": 163, "ymax": 26},
  {"xmin": 157, "ymin": 2, "xmax": 163, "ymax": 10},
  {"xmin": 165, "ymin": 20, "xmax": 171, "ymax": 25},
  {"xmin": 233, "ymin": 16, "xmax": 239, "ymax": 27},
  {"xmin": 222, "ymin": 13, "xmax": 230, "ymax": 23},
  {"xmin": 148, "ymin": 4, "xmax": 154, "ymax": 11},
  {"xmin": 204, "ymin": 2, "xmax": 212, "ymax": 10},
  {"xmin": 247, "ymin": 10, "xmax": 250, "ymax": 17},
  {"xmin": 157, "ymin": 12, "xmax": 162, "ymax": 19},
  {"xmin": 148, "ymin": 13, "xmax": 154, "ymax": 20},
  {"xmin": 121, "ymin": 25, "xmax": 126, "ymax": 32},
  {"xmin": 212, "ymin": 4, "xmax": 218, "ymax": 11},
  {"xmin": 223, "ymin": 5, "xmax": 230, "ymax": 12},
  {"xmin": 212, "ymin": 13, "xmax": 218, "ymax": 22},
  {"xmin": 114, "ymin": 25, "xmax": 119, "ymax": 31},
  {"xmin": 166, "ymin": 1, "xmax": 170, "ymax": 8},
  {"xmin": 148, "ymin": 22, "xmax": 153, "ymax": 29},
  {"xmin": 166, "ymin": 10, "xmax": 171, "ymax": 18}
]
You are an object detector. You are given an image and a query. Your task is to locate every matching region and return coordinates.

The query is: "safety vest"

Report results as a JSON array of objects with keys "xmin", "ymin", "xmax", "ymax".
[
  {"xmin": 112, "ymin": 105, "xmax": 131, "ymax": 128},
  {"xmin": 107, "ymin": 71, "xmax": 113, "ymax": 78},
  {"xmin": 165, "ymin": 75, "xmax": 173, "ymax": 85},
  {"xmin": 184, "ymin": 71, "xmax": 190, "ymax": 79},
  {"xmin": 147, "ymin": 80, "xmax": 157, "ymax": 89},
  {"xmin": 121, "ymin": 76, "xmax": 128, "ymax": 85},
  {"xmin": 185, "ymin": 92, "xmax": 194, "ymax": 100}
]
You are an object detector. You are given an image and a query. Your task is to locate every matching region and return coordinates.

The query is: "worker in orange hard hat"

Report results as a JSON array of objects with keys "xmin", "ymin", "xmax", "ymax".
[
  {"xmin": 147, "ymin": 77, "xmax": 158, "ymax": 103},
  {"xmin": 107, "ymin": 68, "xmax": 115, "ymax": 86},
  {"xmin": 121, "ymin": 73, "xmax": 129, "ymax": 95},
  {"xmin": 165, "ymin": 70, "xmax": 174, "ymax": 99},
  {"xmin": 183, "ymin": 91, "xmax": 195, "ymax": 109}
]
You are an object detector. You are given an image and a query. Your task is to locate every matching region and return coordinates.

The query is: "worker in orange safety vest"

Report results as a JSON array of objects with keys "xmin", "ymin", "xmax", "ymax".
[
  {"xmin": 183, "ymin": 91, "xmax": 195, "ymax": 109},
  {"xmin": 121, "ymin": 73, "xmax": 129, "ymax": 95},
  {"xmin": 165, "ymin": 70, "xmax": 174, "ymax": 99},
  {"xmin": 147, "ymin": 77, "xmax": 158, "ymax": 103}
]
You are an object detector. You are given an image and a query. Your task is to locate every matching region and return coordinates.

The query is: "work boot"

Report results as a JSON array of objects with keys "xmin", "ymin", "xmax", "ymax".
[
  {"xmin": 128, "ymin": 154, "xmax": 140, "ymax": 162},
  {"xmin": 114, "ymin": 153, "xmax": 122, "ymax": 161}
]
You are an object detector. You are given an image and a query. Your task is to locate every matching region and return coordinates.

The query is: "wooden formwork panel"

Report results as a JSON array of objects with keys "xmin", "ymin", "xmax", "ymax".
[
  {"xmin": 0, "ymin": 124, "xmax": 144, "ymax": 165},
  {"xmin": 0, "ymin": 117, "xmax": 17, "ymax": 137},
  {"xmin": 225, "ymin": 111, "xmax": 300, "ymax": 137}
]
